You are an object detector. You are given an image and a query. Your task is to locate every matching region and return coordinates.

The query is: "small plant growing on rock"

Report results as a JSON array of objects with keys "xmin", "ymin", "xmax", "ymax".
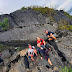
[
  {"xmin": 17, "ymin": 47, "xmax": 22, "ymax": 51},
  {"xmin": 67, "ymin": 25, "xmax": 72, "ymax": 31},
  {"xmin": 0, "ymin": 18, "xmax": 9, "ymax": 31},
  {"xmin": 58, "ymin": 19, "xmax": 72, "ymax": 31},
  {"xmin": 21, "ymin": 7, "xmax": 27, "ymax": 10},
  {"xmin": 32, "ymin": 6, "xmax": 54, "ymax": 15},
  {"xmin": 59, "ymin": 66, "xmax": 72, "ymax": 72}
]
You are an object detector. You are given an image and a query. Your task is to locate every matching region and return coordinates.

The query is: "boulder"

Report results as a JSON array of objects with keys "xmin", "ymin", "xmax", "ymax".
[
  {"xmin": 55, "ymin": 29, "xmax": 68, "ymax": 38},
  {"xmin": 1, "ymin": 49, "xmax": 11, "ymax": 59}
]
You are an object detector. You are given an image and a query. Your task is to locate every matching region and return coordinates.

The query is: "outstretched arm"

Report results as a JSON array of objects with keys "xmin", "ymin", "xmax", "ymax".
[{"xmin": 43, "ymin": 41, "xmax": 46, "ymax": 45}]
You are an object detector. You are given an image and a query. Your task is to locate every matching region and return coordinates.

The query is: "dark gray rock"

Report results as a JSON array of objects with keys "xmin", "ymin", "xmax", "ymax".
[
  {"xmin": 52, "ymin": 11, "xmax": 72, "ymax": 25},
  {"xmin": 1, "ymin": 49, "xmax": 11, "ymax": 59},
  {"xmin": 0, "ymin": 24, "xmax": 56, "ymax": 43},
  {"xmin": 55, "ymin": 29, "xmax": 68, "ymax": 38},
  {"xmin": 10, "ymin": 9, "xmax": 46, "ymax": 27}
]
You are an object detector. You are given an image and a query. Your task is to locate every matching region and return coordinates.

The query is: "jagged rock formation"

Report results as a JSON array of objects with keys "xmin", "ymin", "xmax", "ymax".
[{"xmin": 0, "ymin": 8, "xmax": 72, "ymax": 72}]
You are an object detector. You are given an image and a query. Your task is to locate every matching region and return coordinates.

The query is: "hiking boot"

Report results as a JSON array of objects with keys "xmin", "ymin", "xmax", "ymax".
[
  {"xmin": 55, "ymin": 40, "xmax": 58, "ymax": 42},
  {"xmin": 51, "ymin": 65, "xmax": 54, "ymax": 70},
  {"xmin": 26, "ymin": 68, "xmax": 30, "ymax": 72}
]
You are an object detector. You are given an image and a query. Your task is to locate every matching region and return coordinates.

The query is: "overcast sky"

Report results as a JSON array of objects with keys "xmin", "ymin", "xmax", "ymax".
[{"xmin": 0, "ymin": 0, "xmax": 72, "ymax": 15}]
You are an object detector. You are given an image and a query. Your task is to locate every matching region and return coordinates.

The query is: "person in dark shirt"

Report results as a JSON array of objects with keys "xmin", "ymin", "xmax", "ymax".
[
  {"xmin": 44, "ymin": 30, "xmax": 59, "ymax": 51},
  {"xmin": 45, "ymin": 30, "xmax": 57, "ymax": 41}
]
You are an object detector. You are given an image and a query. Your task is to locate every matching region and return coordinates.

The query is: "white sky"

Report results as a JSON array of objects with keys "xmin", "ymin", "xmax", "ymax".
[{"xmin": 0, "ymin": 0, "xmax": 72, "ymax": 15}]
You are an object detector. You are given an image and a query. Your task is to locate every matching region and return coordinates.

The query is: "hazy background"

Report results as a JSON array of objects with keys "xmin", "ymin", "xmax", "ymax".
[{"xmin": 0, "ymin": 0, "xmax": 72, "ymax": 15}]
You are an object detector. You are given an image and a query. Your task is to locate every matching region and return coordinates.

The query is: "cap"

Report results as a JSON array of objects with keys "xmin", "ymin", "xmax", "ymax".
[{"xmin": 44, "ymin": 30, "xmax": 47, "ymax": 33}]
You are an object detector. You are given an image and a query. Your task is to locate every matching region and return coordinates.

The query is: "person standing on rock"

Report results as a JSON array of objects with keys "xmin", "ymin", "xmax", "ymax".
[
  {"xmin": 28, "ymin": 44, "xmax": 37, "ymax": 63},
  {"xmin": 37, "ymin": 37, "xmax": 54, "ymax": 70}
]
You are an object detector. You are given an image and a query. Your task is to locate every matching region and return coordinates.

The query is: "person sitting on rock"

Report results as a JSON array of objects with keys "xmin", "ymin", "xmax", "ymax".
[
  {"xmin": 44, "ymin": 30, "xmax": 59, "ymax": 51},
  {"xmin": 44, "ymin": 30, "xmax": 57, "ymax": 42},
  {"xmin": 37, "ymin": 37, "xmax": 51, "ymax": 50},
  {"xmin": 28, "ymin": 44, "xmax": 37, "ymax": 63},
  {"xmin": 37, "ymin": 43, "xmax": 54, "ymax": 70}
]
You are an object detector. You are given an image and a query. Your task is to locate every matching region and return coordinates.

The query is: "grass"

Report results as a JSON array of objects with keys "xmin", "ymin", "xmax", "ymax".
[
  {"xmin": 67, "ymin": 25, "xmax": 72, "ymax": 31},
  {"xmin": 64, "ymin": 11, "xmax": 72, "ymax": 20},
  {"xmin": 58, "ymin": 19, "xmax": 72, "ymax": 31},
  {"xmin": 17, "ymin": 47, "xmax": 22, "ymax": 51},
  {"xmin": 59, "ymin": 66, "xmax": 72, "ymax": 72},
  {"xmin": 21, "ymin": 6, "xmax": 27, "ymax": 10},
  {"xmin": 0, "ymin": 44, "xmax": 10, "ymax": 52},
  {"xmin": 32, "ymin": 6, "xmax": 54, "ymax": 15},
  {"xmin": 0, "ymin": 18, "xmax": 9, "ymax": 31},
  {"xmin": 21, "ymin": 6, "xmax": 54, "ymax": 15}
]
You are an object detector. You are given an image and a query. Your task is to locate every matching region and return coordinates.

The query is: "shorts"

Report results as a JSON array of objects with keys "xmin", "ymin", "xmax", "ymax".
[
  {"xmin": 44, "ymin": 54, "xmax": 49, "ymax": 60},
  {"xmin": 53, "ymin": 34, "xmax": 56, "ymax": 37},
  {"xmin": 37, "ymin": 47, "xmax": 49, "ymax": 60},
  {"xmin": 28, "ymin": 53, "xmax": 36, "ymax": 59}
]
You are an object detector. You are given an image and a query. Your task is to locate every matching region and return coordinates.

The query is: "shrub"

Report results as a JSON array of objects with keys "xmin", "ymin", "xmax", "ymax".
[
  {"xmin": 21, "ymin": 6, "xmax": 54, "ymax": 15},
  {"xmin": 21, "ymin": 7, "xmax": 27, "ymax": 10},
  {"xmin": 59, "ymin": 66, "xmax": 72, "ymax": 72},
  {"xmin": 67, "ymin": 25, "xmax": 72, "ymax": 31},
  {"xmin": 49, "ymin": 16, "xmax": 55, "ymax": 21},
  {"xmin": 0, "ymin": 18, "xmax": 9, "ymax": 31},
  {"xmin": 58, "ymin": 19, "xmax": 69, "ymax": 29},
  {"xmin": 17, "ymin": 47, "xmax": 22, "ymax": 51},
  {"xmin": 58, "ymin": 19, "xmax": 72, "ymax": 31}
]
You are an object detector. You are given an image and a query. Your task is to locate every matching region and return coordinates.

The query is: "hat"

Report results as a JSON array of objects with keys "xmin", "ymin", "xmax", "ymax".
[{"xmin": 44, "ymin": 30, "xmax": 47, "ymax": 33}]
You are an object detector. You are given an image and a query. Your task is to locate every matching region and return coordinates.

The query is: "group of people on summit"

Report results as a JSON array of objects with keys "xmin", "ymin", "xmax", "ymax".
[{"xmin": 28, "ymin": 30, "xmax": 57, "ymax": 70}]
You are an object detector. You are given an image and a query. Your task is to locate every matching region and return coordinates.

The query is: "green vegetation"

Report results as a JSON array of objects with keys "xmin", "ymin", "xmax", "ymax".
[
  {"xmin": 58, "ymin": 19, "xmax": 72, "ymax": 31},
  {"xmin": 21, "ymin": 6, "xmax": 54, "ymax": 15},
  {"xmin": 59, "ymin": 25, "xmax": 72, "ymax": 31},
  {"xmin": 64, "ymin": 11, "xmax": 72, "ymax": 20},
  {"xmin": 67, "ymin": 25, "xmax": 72, "ymax": 31},
  {"xmin": 59, "ymin": 66, "xmax": 72, "ymax": 72},
  {"xmin": 21, "ymin": 7, "xmax": 27, "ymax": 10},
  {"xmin": 32, "ymin": 6, "xmax": 54, "ymax": 15},
  {"xmin": 17, "ymin": 47, "xmax": 22, "ymax": 51},
  {"xmin": 0, "ymin": 44, "xmax": 10, "ymax": 52},
  {"xmin": 0, "ymin": 18, "xmax": 9, "ymax": 31},
  {"xmin": 49, "ymin": 16, "xmax": 55, "ymax": 21}
]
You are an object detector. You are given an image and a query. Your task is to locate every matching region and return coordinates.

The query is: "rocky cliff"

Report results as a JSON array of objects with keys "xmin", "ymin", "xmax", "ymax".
[{"xmin": 0, "ymin": 8, "xmax": 72, "ymax": 72}]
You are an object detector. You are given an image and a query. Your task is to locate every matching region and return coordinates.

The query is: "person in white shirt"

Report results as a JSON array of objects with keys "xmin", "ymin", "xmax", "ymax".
[{"xmin": 28, "ymin": 44, "xmax": 37, "ymax": 63}]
